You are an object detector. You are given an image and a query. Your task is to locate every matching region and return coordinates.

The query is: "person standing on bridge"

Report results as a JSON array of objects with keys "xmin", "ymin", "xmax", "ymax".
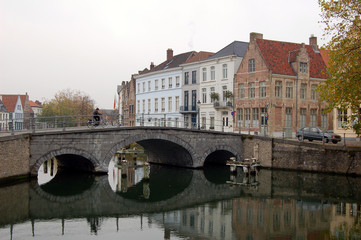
[{"xmin": 93, "ymin": 108, "xmax": 102, "ymax": 126}]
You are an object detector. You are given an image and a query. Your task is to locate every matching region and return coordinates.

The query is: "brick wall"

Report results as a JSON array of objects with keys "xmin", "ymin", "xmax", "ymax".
[{"xmin": 0, "ymin": 135, "xmax": 30, "ymax": 179}]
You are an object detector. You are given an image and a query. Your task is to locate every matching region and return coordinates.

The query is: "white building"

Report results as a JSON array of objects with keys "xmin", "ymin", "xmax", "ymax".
[
  {"xmin": 0, "ymin": 100, "xmax": 9, "ymax": 131},
  {"xmin": 135, "ymin": 49, "xmax": 196, "ymax": 127},
  {"xmin": 198, "ymin": 41, "xmax": 248, "ymax": 132}
]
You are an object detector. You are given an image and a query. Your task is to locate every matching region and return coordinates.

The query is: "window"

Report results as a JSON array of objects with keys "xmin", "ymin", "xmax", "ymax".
[
  {"xmin": 286, "ymin": 108, "xmax": 292, "ymax": 127},
  {"xmin": 137, "ymin": 83, "xmax": 140, "ymax": 93},
  {"xmin": 168, "ymin": 97, "xmax": 172, "ymax": 112},
  {"xmin": 252, "ymin": 108, "xmax": 259, "ymax": 127},
  {"xmin": 202, "ymin": 68, "xmax": 207, "ymax": 81},
  {"xmin": 300, "ymin": 108, "xmax": 306, "ymax": 128},
  {"xmin": 338, "ymin": 109, "xmax": 347, "ymax": 128},
  {"xmin": 201, "ymin": 117, "xmax": 206, "ymax": 129},
  {"xmin": 184, "ymin": 91, "xmax": 189, "ymax": 109},
  {"xmin": 137, "ymin": 100, "xmax": 140, "ymax": 113},
  {"xmin": 275, "ymin": 81, "xmax": 282, "ymax": 98},
  {"xmin": 210, "ymin": 66, "xmax": 215, "ymax": 80},
  {"xmin": 184, "ymin": 72, "xmax": 189, "ymax": 85},
  {"xmin": 223, "ymin": 117, "xmax": 229, "ymax": 127},
  {"xmin": 321, "ymin": 111, "xmax": 327, "ymax": 129},
  {"xmin": 300, "ymin": 83, "xmax": 307, "ymax": 99},
  {"xmin": 222, "ymin": 86, "xmax": 228, "ymax": 101},
  {"xmin": 155, "ymin": 79, "xmax": 159, "ymax": 90},
  {"xmin": 222, "ymin": 64, "xmax": 228, "ymax": 79},
  {"xmin": 310, "ymin": 109, "xmax": 317, "ymax": 126},
  {"xmin": 286, "ymin": 82, "xmax": 293, "ymax": 98},
  {"xmin": 161, "ymin": 98, "xmax": 165, "ymax": 112},
  {"xmin": 168, "ymin": 77, "xmax": 172, "ymax": 88},
  {"xmin": 300, "ymin": 62, "xmax": 308, "ymax": 73},
  {"xmin": 210, "ymin": 87, "xmax": 215, "ymax": 103},
  {"xmin": 239, "ymin": 83, "xmax": 245, "ymax": 99},
  {"xmin": 192, "ymin": 71, "xmax": 197, "ymax": 84},
  {"xmin": 202, "ymin": 88, "xmax": 207, "ymax": 103},
  {"xmin": 210, "ymin": 116, "xmax": 215, "ymax": 129},
  {"xmin": 142, "ymin": 82, "xmax": 145, "ymax": 92},
  {"xmin": 260, "ymin": 82, "xmax": 266, "ymax": 98},
  {"xmin": 311, "ymin": 84, "xmax": 317, "ymax": 100},
  {"xmin": 237, "ymin": 108, "xmax": 243, "ymax": 128},
  {"xmin": 154, "ymin": 98, "xmax": 158, "ymax": 112},
  {"xmin": 245, "ymin": 108, "xmax": 251, "ymax": 127},
  {"xmin": 175, "ymin": 96, "xmax": 179, "ymax": 111},
  {"xmin": 161, "ymin": 78, "xmax": 165, "ymax": 89},
  {"xmin": 249, "ymin": 59, "xmax": 255, "ymax": 72},
  {"xmin": 142, "ymin": 100, "xmax": 145, "ymax": 113},
  {"xmin": 176, "ymin": 76, "xmax": 180, "ymax": 87},
  {"xmin": 148, "ymin": 99, "xmax": 151, "ymax": 113},
  {"xmin": 249, "ymin": 83, "xmax": 255, "ymax": 98},
  {"xmin": 148, "ymin": 81, "xmax": 151, "ymax": 91},
  {"xmin": 192, "ymin": 90, "xmax": 197, "ymax": 111}
]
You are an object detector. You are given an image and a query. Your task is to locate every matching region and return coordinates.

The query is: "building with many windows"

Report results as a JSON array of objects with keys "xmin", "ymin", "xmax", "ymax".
[
  {"xmin": 118, "ymin": 75, "xmax": 137, "ymax": 126},
  {"xmin": 234, "ymin": 33, "xmax": 331, "ymax": 137},
  {"xmin": 134, "ymin": 49, "xmax": 196, "ymax": 127},
  {"xmin": 179, "ymin": 51, "xmax": 214, "ymax": 128},
  {"xmin": 0, "ymin": 93, "xmax": 32, "ymax": 130},
  {"xmin": 198, "ymin": 41, "xmax": 248, "ymax": 132}
]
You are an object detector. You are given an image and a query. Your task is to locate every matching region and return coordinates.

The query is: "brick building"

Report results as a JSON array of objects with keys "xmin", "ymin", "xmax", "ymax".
[
  {"xmin": 234, "ymin": 33, "xmax": 331, "ymax": 137},
  {"xmin": 118, "ymin": 75, "xmax": 136, "ymax": 126}
]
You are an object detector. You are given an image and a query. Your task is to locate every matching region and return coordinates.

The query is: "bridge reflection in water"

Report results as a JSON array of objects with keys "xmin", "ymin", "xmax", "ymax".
[{"xmin": 1, "ymin": 162, "xmax": 361, "ymax": 239}]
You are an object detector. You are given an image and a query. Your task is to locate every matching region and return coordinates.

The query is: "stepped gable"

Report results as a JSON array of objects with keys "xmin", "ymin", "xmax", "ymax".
[{"xmin": 256, "ymin": 38, "xmax": 328, "ymax": 79}]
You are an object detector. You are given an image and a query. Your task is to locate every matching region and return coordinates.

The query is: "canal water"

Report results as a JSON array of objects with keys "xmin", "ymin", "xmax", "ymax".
[{"xmin": 1, "ymin": 157, "xmax": 361, "ymax": 239}]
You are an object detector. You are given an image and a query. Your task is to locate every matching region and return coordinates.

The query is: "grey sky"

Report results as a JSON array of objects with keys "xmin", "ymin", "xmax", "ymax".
[{"xmin": 0, "ymin": 0, "xmax": 325, "ymax": 109}]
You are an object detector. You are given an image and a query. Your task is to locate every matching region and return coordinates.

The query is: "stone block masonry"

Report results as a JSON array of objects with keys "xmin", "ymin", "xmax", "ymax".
[{"xmin": 0, "ymin": 134, "xmax": 30, "ymax": 180}]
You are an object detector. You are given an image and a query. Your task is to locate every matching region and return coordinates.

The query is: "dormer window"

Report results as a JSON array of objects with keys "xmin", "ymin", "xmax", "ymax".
[
  {"xmin": 300, "ymin": 62, "xmax": 307, "ymax": 73},
  {"xmin": 249, "ymin": 59, "xmax": 255, "ymax": 72}
]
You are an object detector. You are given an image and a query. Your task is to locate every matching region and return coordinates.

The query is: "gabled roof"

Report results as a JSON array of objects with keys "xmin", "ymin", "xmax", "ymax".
[
  {"xmin": 29, "ymin": 100, "xmax": 41, "ymax": 108},
  {"xmin": 206, "ymin": 41, "xmax": 249, "ymax": 60},
  {"xmin": 0, "ymin": 94, "xmax": 33, "ymax": 113},
  {"xmin": 145, "ymin": 51, "xmax": 197, "ymax": 74},
  {"xmin": 256, "ymin": 39, "xmax": 328, "ymax": 79},
  {"xmin": 184, "ymin": 51, "xmax": 214, "ymax": 64},
  {"xmin": 319, "ymin": 49, "xmax": 330, "ymax": 68}
]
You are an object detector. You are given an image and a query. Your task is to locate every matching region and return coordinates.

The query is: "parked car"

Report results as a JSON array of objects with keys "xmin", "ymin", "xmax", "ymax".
[{"xmin": 296, "ymin": 126, "xmax": 342, "ymax": 144}]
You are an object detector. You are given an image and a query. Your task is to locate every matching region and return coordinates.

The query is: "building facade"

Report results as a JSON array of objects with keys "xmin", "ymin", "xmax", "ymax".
[
  {"xmin": 234, "ymin": 33, "xmax": 331, "ymax": 137},
  {"xmin": 0, "ymin": 100, "xmax": 9, "ymax": 131},
  {"xmin": 198, "ymin": 41, "xmax": 248, "ymax": 132},
  {"xmin": 0, "ymin": 94, "xmax": 32, "ymax": 130},
  {"xmin": 118, "ymin": 75, "xmax": 136, "ymax": 126},
  {"xmin": 179, "ymin": 52, "xmax": 214, "ymax": 128},
  {"xmin": 134, "ymin": 49, "xmax": 196, "ymax": 127}
]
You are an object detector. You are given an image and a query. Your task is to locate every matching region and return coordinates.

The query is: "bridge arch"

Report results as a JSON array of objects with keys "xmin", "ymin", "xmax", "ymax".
[
  {"xmin": 103, "ymin": 132, "xmax": 199, "ymax": 168},
  {"xmin": 31, "ymin": 148, "xmax": 100, "ymax": 175},
  {"xmin": 201, "ymin": 145, "xmax": 242, "ymax": 166}
]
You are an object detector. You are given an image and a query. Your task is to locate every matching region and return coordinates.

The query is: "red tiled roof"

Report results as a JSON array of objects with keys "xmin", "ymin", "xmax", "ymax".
[
  {"xmin": 29, "ymin": 100, "xmax": 40, "ymax": 107},
  {"xmin": 256, "ymin": 39, "xmax": 328, "ymax": 79},
  {"xmin": 0, "ymin": 94, "xmax": 33, "ymax": 113},
  {"xmin": 184, "ymin": 51, "xmax": 214, "ymax": 64},
  {"xmin": 319, "ymin": 49, "xmax": 330, "ymax": 68},
  {"xmin": 0, "ymin": 95, "xmax": 19, "ymax": 112}
]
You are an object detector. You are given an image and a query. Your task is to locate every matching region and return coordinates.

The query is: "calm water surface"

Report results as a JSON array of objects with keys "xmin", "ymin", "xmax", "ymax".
[{"xmin": 1, "ymin": 162, "xmax": 361, "ymax": 240}]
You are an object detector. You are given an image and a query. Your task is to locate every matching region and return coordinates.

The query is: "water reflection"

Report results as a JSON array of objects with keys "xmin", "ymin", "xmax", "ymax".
[{"xmin": 2, "ymin": 165, "xmax": 361, "ymax": 239}]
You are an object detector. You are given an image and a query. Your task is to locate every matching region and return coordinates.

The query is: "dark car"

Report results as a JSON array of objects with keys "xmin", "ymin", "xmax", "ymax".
[{"xmin": 296, "ymin": 126, "xmax": 342, "ymax": 144}]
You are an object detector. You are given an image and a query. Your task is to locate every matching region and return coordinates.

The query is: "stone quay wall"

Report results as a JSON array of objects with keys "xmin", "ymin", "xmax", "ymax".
[
  {"xmin": 0, "ymin": 134, "xmax": 30, "ymax": 181},
  {"xmin": 242, "ymin": 135, "xmax": 361, "ymax": 175}
]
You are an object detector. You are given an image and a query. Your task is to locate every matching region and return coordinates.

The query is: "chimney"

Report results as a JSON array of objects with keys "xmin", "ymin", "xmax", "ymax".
[
  {"xmin": 309, "ymin": 34, "xmax": 318, "ymax": 50},
  {"xmin": 167, "ymin": 48, "xmax": 173, "ymax": 61},
  {"xmin": 150, "ymin": 62, "xmax": 155, "ymax": 70},
  {"xmin": 250, "ymin": 32, "xmax": 263, "ymax": 43}
]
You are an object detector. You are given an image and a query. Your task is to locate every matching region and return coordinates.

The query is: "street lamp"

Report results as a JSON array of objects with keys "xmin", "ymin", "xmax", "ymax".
[{"xmin": 197, "ymin": 100, "xmax": 201, "ymax": 130}]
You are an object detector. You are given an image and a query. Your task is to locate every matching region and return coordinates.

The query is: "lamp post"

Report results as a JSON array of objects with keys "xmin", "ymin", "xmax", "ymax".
[{"xmin": 197, "ymin": 100, "xmax": 201, "ymax": 130}]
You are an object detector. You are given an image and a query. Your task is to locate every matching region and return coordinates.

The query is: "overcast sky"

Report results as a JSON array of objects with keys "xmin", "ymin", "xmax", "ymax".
[{"xmin": 0, "ymin": 0, "xmax": 326, "ymax": 109}]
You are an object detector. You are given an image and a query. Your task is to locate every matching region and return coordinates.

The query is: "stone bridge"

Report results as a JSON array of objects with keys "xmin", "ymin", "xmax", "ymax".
[{"xmin": 29, "ymin": 127, "xmax": 245, "ymax": 175}]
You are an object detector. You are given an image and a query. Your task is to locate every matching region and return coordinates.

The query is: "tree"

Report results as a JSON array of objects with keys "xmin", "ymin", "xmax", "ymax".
[
  {"xmin": 210, "ymin": 92, "xmax": 219, "ymax": 102},
  {"xmin": 318, "ymin": 0, "xmax": 361, "ymax": 135},
  {"xmin": 40, "ymin": 89, "xmax": 95, "ymax": 117},
  {"xmin": 224, "ymin": 90, "xmax": 233, "ymax": 102}
]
